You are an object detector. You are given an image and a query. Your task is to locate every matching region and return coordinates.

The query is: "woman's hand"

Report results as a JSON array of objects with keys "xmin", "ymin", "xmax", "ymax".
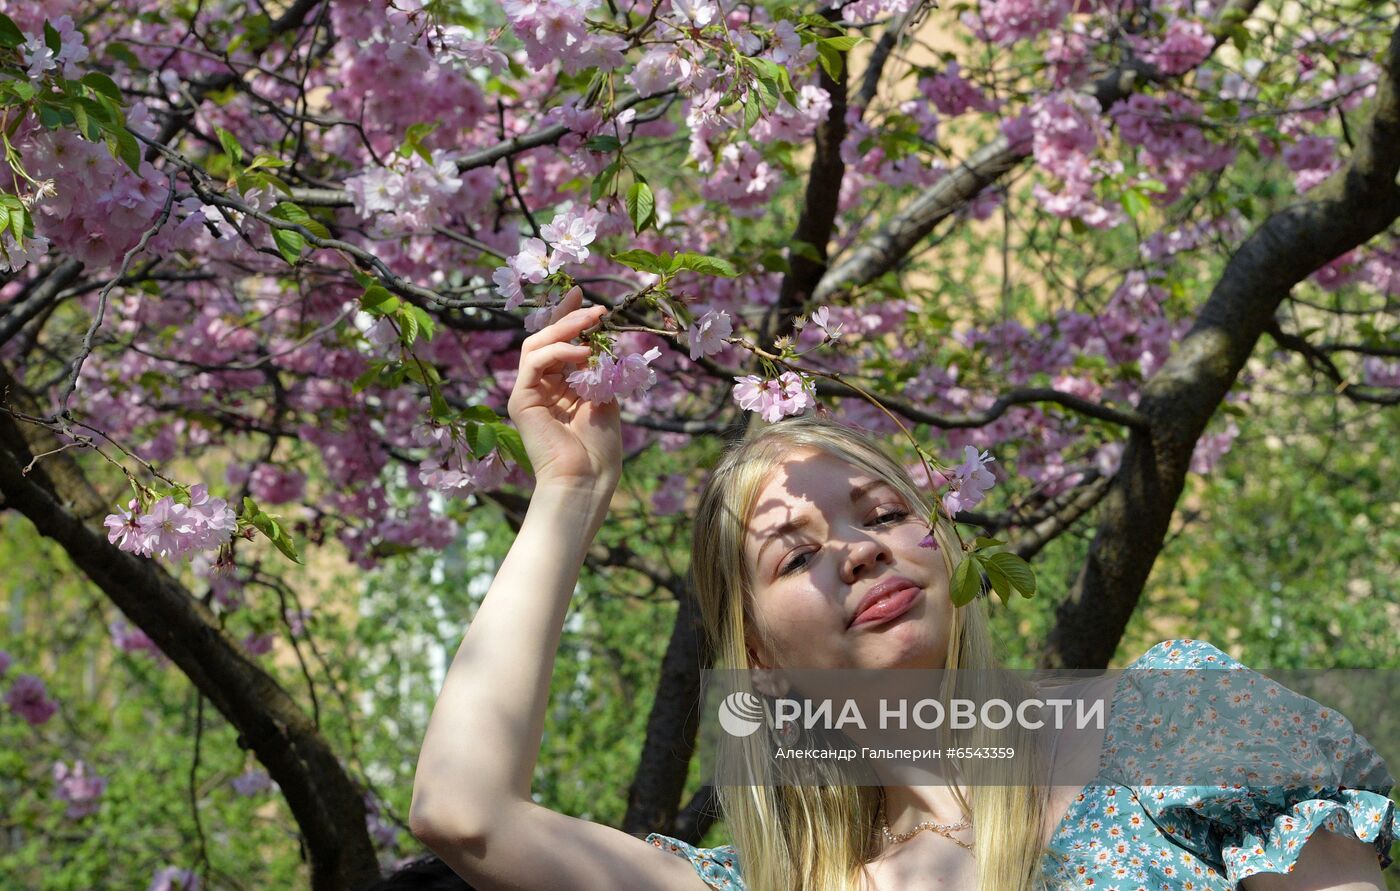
[{"xmin": 506, "ymin": 286, "xmax": 622, "ymax": 494}]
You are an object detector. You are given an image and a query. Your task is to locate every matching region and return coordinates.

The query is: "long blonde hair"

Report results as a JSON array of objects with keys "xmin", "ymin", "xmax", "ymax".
[{"xmin": 691, "ymin": 414, "xmax": 1052, "ymax": 891}]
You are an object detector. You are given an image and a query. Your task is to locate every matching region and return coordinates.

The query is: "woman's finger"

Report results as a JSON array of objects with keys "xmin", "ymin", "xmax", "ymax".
[
  {"xmin": 520, "ymin": 303, "xmax": 606, "ymax": 353},
  {"xmin": 513, "ymin": 341, "xmax": 593, "ymax": 393}
]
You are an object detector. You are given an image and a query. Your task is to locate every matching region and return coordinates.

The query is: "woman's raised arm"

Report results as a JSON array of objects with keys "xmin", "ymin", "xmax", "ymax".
[{"xmin": 408, "ymin": 288, "xmax": 710, "ymax": 891}]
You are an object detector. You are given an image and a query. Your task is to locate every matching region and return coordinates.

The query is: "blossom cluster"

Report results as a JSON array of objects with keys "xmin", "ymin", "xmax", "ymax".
[
  {"xmin": 567, "ymin": 346, "xmax": 664, "ymax": 404},
  {"xmin": 732, "ymin": 371, "xmax": 815, "ymax": 423},
  {"xmin": 493, "ymin": 207, "xmax": 604, "ymax": 314},
  {"xmin": 103, "ymin": 487, "xmax": 237, "ymax": 561},
  {"xmin": 53, "ymin": 760, "xmax": 107, "ymax": 819},
  {"xmin": 5, "ymin": 671, "xmax": 58, "ymax": 726},
  {"xmin": 414, "ymin": 423, "xmax": 510, "ymax": 497}
]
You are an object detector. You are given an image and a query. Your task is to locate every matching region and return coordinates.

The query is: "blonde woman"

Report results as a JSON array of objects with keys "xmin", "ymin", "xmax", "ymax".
[{"xmin": 409, "ymin": 288, "xmax": 1397, "ymax": 890}]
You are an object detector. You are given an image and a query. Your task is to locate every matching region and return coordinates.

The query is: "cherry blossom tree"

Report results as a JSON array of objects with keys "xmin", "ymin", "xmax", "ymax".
[{"xmin": 1, "ymin": 0, "xmax": 1397, "ymax": 886}]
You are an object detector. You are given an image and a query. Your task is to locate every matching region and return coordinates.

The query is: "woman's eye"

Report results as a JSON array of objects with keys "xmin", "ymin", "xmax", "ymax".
[
  {"xmin": 869, "ymin": 509, "xmax": 908, "ymax": 526},
  {"xmin": 779, "ymin": 551, "xmax": 810, "ymax": 575}
]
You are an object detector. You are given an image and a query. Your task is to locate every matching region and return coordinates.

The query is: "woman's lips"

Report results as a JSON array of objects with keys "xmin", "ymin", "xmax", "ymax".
[{"xmin": 848, "ymin": 585, "xmax": 921, "ymax": 629}]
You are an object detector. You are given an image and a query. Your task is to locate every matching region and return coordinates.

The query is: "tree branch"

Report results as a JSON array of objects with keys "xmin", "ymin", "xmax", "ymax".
[
  {"xmin": 1041, "ymin": 17, "xmax": 1400, "ymax": 668},
  {"xmin": 0, "ymin": 366, "xmax": 380, "ymax": 891}
]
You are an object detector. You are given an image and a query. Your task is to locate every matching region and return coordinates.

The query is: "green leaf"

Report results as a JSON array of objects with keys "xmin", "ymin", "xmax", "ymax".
[
  {"xmin": 985, "ymin": 552, "xmax": 1036, "ymax": 598},
  {"xmin": 625, "ymin": 181, "xmax": 655, "ymax": 234},
  {"xmin": 216, "ymin": 126, "xmax": 243, "ymax": 165},
  {"xmin": 950, "ymin": 555, "xmax": 980, "ymax": 607},
  {"xmin": 591, "ymin": 158, "xmax": 621, "ymax": 202},
  {"xmin": 72, "ymin": 101, "xmax": 92, "ymax": 139},
  {"xmin": 270, "ymin": 227, "xmax": 305, "ymax": 265},
  {"xmin": 269, "ymin": 201, "xmax": 329, "ymax": 238},
  {"xmin": 251, "ymin": 510, "xmax": 302, "ymax": 564},
  {"xmin": 468, "ymin": 422, "xmax": 498, "ymax": 459},
  {"xmin": 611, "ymin": 248, "xmax": 669, "ymax": 275},
  {"xmin": 758, "ymin": 249, "xmax": 791, "ymax": 273},
  {"xmin": 112, "ymin": 126, "xmax": 140, "ymax": 173},
  {"xmin": 8, "ymin": 206, "xmax": 25, "ymax": 245},
  {"xmin": 816, "ymin": 44, "xmax": 841, "ymax": 81},
  {"xmin": 351, "ymin": 364, "xmax": 385, "ymax": 393},
  {"xmin": 743, "ymin": 94, "xmax": 761, "ymax": 128},
  {"xmin": 81, "ymin": 72, "xmax": 124, "ymax": 103},
  {"xmin": 982, "ymin": 558, "xmax": 1013, "ymax": 604},
  {"xmin": 397, "ymin": 307, "xmax": 418, "ymax": 346},
  {"xmin": 461, "ymin": 405, "xmax": 501, "ymax": 423},
  {"xmin": 359, "ymin": 284, "xmax": 399, "ymax": 315},
  {"xmin": 494, "ymin": 424, "xmax": 532, "ymax": 475},
  {"xmin": 667, "ymin": 252, "xmax": 738, "ymax": 277},
  {"xmin": 0, "ymin": 13, "xmax": 23, "ymax": 48},
  {"xmin": 1120, "ymin": 187, "xmax": 1152, "ymax": 219},
  {"xmin": 428, "ymin": 387, "xmax": 452, "ymax": 421},
  {"xmin": 246, "ymin": 154, "xmax": 287, "ymax": 172},
  {"xmin": 818, "ymin": 35, "xmax": 863, "ymax": 52},
  {"xmin": 586, "ymin": 135, "xmax": 622, "ymax": 153},
  {"xmin": 406, "ymin": 304, "xmax": 435, "ymax": 342},
  {"xmin": 43, "ymin": 20, "xmax": 61, "ymax": 53},
  {"xmin": 789, "ymin": 239, "xmax": 824, "ymax": 263}
]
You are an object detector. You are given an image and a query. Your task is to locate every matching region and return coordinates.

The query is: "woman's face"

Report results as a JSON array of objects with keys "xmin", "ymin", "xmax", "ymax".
[{"xmin": 741, "ymin": 447, "xmax": 954, "ymax": 672}]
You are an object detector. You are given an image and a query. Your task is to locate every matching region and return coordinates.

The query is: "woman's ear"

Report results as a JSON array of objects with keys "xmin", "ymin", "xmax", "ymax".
[{"xmin": 747, "ymin": 640, "xmax": 792, "ymax": 697}]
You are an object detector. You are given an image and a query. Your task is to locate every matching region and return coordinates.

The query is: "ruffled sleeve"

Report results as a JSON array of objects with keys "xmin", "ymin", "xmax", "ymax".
[
  {"xmin": 1107, "ymin": 639, "xmax": 1398, "ymax": 885},
  {"xmin": 646, "ymin": 833, "xmax": 745, "ymax": 891}
]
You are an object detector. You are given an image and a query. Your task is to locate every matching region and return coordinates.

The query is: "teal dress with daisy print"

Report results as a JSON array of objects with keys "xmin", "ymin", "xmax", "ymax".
[{"xmin": 647, "ymin": 639, "xmax": 1398, "ymax": 890}]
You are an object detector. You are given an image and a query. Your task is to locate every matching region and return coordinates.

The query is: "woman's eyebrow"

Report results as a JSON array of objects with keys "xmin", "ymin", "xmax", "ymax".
[{"xmin": 754, "ymin": 480, "xmax": 895, "ymax": 565}]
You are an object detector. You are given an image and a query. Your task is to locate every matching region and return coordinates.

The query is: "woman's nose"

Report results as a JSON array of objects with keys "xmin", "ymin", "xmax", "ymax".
[{"xmin": 842, "ymin": 534, "xmax": 891, "ymax": 584}]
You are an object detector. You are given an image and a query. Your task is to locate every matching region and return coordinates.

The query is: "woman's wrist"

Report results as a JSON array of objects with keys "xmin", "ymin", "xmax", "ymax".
[{"xmin": 530, "ymin": 478, "xmax": 617, "ymax": 527}]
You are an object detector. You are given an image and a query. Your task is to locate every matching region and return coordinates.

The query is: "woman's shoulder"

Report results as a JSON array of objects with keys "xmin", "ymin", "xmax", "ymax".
[{"xmin": 645, "ymin": 833, "xmax": 744, "ymax": 891}]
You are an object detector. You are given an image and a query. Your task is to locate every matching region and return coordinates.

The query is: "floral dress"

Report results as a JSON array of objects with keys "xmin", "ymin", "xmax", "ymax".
[{"xmin": 647, "ymin": 639, "xmax": 1398, "ymax": 890}]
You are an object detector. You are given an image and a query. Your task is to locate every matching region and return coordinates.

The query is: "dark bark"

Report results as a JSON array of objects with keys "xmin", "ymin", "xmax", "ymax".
[
  {"xmin": 0, "ymin": 367, "xmax": 381, "ymax": 891},
  {"xmin": 761, "ymin": 16, "xmax": 849, "ymax": 351},
  {"xmin": 621, "ymin": 580, "xmax": 712, "ymax": 837},
  {"xmin": 1041, "ymin": 21, "xmax": 1400, "ymax": 669},
  {"xmin": 0, "ymin": 260, "xmax": 84, "ymax": 348}
]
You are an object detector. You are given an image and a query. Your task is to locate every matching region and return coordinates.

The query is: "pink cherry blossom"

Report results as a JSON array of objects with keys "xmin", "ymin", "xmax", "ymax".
[
  {"xmin": 731, "ymin": 371, "xmax": 815, "ymax": 423},
  {"xmin": 651, "ymin": 473, "xmax": 689, "ymax": 516},
  {"xmin": 539, "ymin": 206, "xmax": 602, "ymax": 265},
  {"xmin": 0, "ymin": 651, "xmax": 10, "ymax": 677},
  {"xmin": 111, "ymin": 619, "xmax": 166, "ymax": 663},
  {"xmin": 53, "ymin": 760, "xmax": 107, "ymax": 819},
  {"xmin": 671, "ymin": 0, "xmax": 719, "ymax": 27},
  {"xmin": 1189, "ymin": 420, "xmax": 1240, "ymax": 475},
  {"xmin": 492, "ymin": 263, "xmax": 527, "ymax": 310},
  {"xmin": 627, "ymin": 47, "xmax": 694, "ymax": 98},
  {"xmin": 249, "ymin": 465, "xmax": 306, "ymax": 505},
  {"xmin": 104, "ymin": 499, "xmax": 144, "ymax": 553},
  {"xmin": 1137, "ymin": 18, "xmax": 1214, "ymax": 76},
  {"xmin": 942, "ymin": 446, "xmax": 997, "ymax": 515},
  {"xmin": 921, "ymin": 63, "xmax": 996, "ymax": 117},
  {"xmin": 567, "ymin": 347, "xmax": 664, "ymax": 403},
  {"xmin": 148, "ymin": 866, "xmax": 201, "ymax": 891},
  {"xmin": 6, "ymin": 674, "xmax": 59, "ymax": 726},
  {"xmin": 965, "ymin": 0, "xmax": 1071, "ymax": 46},
  {"xmin": 231, "ymin": 768, "xmax": 273, "ymax": 797},
  {"xmin": 511, "ymin": 237, "xmax": 561, "ymax": 283},
  {"xmin": 242, "ymin": 632, "xmax": 275, "ymax": 656},
  {"xmin": 687, "ymin": 309, "xmax": 732, "ymax": 360}
]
